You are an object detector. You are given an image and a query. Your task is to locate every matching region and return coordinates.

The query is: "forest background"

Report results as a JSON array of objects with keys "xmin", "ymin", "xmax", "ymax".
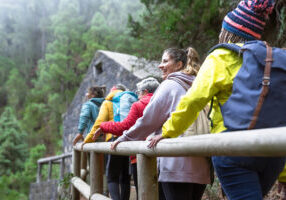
[{"xmin": 0, "ymin": 0, "xmax": 285, "ymax": 199}]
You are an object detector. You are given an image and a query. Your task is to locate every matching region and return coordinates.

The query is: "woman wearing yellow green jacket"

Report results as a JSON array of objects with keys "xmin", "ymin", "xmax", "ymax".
[{"xmin": 150, "ymin": 0, "xmax": 285, "ymax": 199}]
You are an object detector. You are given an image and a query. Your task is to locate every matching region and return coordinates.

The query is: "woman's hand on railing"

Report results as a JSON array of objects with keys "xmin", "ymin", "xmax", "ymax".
[
  {"xmin": 73, "ymin": 133, "xmax": 84, "ymax": 146},
  {"xmin": 278, "ymin": 181, "xmax": 286, "ymax": 200},
  {"xmin": 92, "ymin": 128, "xmax": 104, "ymax": 141},
  {"xmin": 148, "ymin": 135, "xmax": 163, "ymax": 148},
  {"xmin": 111, "ymin": 140, "xmax": 121, "ymax": 150},
  {"xmin": 81, "ymin": 142, "xmax": 87, "ymax": 150}
]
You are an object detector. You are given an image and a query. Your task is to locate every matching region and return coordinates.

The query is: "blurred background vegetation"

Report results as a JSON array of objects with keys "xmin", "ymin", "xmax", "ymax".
[{"xmin": 0, "ymin": 0, "xmax": 285, "ymax": 199}]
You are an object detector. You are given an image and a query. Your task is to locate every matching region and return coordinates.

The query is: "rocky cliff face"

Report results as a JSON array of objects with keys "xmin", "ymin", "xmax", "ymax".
[{"xmin": 29, "ymin": 180, "xmax": 58, "ymax": 200}]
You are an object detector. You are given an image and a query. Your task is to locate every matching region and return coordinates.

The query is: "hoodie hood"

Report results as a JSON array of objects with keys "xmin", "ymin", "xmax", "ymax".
[
  {"xmin": 90, "ymin": 97, "xmax": 104, "ymax": 105},
  {"xmin": 167, "ymin": 71, "xmax": 195, "ymax": 91},
  {"xmin": 105, "ymin": 90, "xmax": 123, "ymax": 101}
]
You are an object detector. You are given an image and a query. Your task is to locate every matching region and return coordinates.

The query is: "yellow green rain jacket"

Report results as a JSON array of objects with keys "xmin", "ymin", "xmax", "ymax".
[
  {"xmin": 279, "ymin": 165, "xmax": 286, "ymax": 182},
  {"xmin": 84, "ymin": 89, "xmax": 123, "ymax": 143},
  {"xmin": 162, "ymin": 46, "xmax": 242, "ymax": 137}
]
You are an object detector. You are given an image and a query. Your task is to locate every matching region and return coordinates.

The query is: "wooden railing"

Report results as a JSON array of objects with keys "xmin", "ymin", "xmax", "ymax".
[
  {"xmin": 37, "ymin": 152, "xmax": 72, "ymax": 183},
  {"xmin": 72, "ymin": 126, "xmax": 286, "ymax": 200}
]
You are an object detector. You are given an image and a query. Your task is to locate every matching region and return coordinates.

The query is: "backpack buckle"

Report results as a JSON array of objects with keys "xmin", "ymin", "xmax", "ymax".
[{"xmin": 262, "ymin": 76, "xmax": 270, "ymax": 86}]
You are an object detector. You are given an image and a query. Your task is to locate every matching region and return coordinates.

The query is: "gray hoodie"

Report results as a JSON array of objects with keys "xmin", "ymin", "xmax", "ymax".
[{"xmin": 117, "ymin": 71, "xmax": 211, "ymax": 184}]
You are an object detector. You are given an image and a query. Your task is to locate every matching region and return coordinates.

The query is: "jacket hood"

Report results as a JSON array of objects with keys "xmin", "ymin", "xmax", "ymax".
[
  {"xmin": 140, "ymin": 93, "xmax": 153, "ymax": 105},
  {"xmin": 105, "ymin": 90, "xmax": 123, "ymax": 100},
  {"xmin": 90, "ymin": 97, "xmax": 104, "ymax": 105},
  {"xmin": 167, "ymin": 71, "xmax": 195, "ymax": 90}
]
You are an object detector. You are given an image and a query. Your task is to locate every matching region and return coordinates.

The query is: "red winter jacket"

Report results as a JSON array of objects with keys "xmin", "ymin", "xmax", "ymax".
[
  {"xmin": 100, "ymin": 93, "xmax": 153, "ymax": 136},
  {"xmin": 100, "ymin": 93, "xmax": 153, "ymax": 164}
]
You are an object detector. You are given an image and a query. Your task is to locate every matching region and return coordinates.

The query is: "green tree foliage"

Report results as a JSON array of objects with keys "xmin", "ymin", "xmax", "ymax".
[
  {"xmin": 22, "ymin": 0, "xmax": 87, "ymax": 151},
  {"xmin": 5, "ymin": 68, "xmax": 28, "ymax": 109},
  {"xmin": 0, "ymin": 107, "xmax": 28, "ymax": 176},
  {"xmin": 0, "ymin": 144, "xmax": 46, "ymax": 200},
  {"xmin": 128, "ymin": 0, "xmax": 226, "ymax": 59},
  {"xmin": 129, "ymin": 0, "xmax": 286, "ymax": 59},
  {"xmin": 0, "ymin": 56, "xmax": 15, "ymax": 110},
  {"xmin": 0, "ymin": 0, "xmax": 285, "ymax": 198}
]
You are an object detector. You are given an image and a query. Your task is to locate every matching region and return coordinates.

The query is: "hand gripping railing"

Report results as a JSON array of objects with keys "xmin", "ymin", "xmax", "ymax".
[{"xmin": 72, "ymin": 126, "xmax": 286, "ymax": 200}]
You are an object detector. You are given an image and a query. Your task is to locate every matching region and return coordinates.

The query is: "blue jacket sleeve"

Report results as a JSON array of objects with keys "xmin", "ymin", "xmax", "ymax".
[{"xmin": 78, "ymin": 103, "xmax": 91, "ymax": 134}]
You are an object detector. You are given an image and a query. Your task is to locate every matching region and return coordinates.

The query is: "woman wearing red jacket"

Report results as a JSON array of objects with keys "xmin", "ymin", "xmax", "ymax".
[{"xmin": 93, "ymin": 77, "xmax": 160, "ymax": 199}]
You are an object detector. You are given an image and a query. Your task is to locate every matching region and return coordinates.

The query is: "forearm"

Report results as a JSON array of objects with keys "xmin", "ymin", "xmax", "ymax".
[
  {"xmin": 100, "ymin": 118, "xmax": 135, "ymax": 136},
  {"xmin": 116, "ymin": 110, "xmax": 167, "ymax": 142},
  {"xmin": 84, "ymin": 121, "xmax": 100, "ymax": 143}
]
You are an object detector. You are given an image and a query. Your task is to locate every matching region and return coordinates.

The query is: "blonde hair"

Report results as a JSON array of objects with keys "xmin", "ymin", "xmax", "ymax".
[
  {"xmin": 219, "ymin": 28, "xmax": 248, "ymax": 44},
  {"xmin": 183, "ymin": 47, "xmax": 201, "ymax": 76}
]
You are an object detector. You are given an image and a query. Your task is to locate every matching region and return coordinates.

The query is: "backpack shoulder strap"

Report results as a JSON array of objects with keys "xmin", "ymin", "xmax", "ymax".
[{"xmin": 208, "ymin": 43, "xmax": 242, "ymax": 54}]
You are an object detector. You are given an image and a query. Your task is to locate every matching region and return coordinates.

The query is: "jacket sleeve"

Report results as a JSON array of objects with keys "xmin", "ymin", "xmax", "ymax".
[
  {"xmin": 279, "ymin": 164, "xmax": 286, "ymax": 183},
  {"xmin": 77, "ymin": 103, "xmax": 91, "ymax": 134},
  {"xmin": 117, "ymin": 81, "xmax": 180, "ymax": 142},
  {"xmin": 84, "ymin": 100, "xmax": 110, "ymax": 143},
  {"xmin": 100, "ymin": 103, "xmax": 140, "ymax": 136},
  {"xmin": 162, "ymin": 51, "xmax": 236, "ymax": 138}
]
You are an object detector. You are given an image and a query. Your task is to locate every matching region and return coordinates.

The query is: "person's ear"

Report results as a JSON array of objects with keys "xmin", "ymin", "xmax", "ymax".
[
  {"xmin": 176, "ymin": 61, "xmax": 183, "ymax": 71},
  {"xmin": 143, "ymin": 89, "xmax": 149, "ymax": 95}
]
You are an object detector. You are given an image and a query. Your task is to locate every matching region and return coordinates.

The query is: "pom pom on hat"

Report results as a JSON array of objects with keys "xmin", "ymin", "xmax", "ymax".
[
  {"xmin": 243, "ymin": 0, "xmax": 275, "ymax": 18},
  {"xmin": 222, "ymin": 0, "xmax": 275, "ymax": 40}
]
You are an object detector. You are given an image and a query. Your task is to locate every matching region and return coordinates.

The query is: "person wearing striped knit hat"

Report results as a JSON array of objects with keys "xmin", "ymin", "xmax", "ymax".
[
  {"xmin": 219, "ymin": 0, "xmax": 274, "ymax": 43},
  {"xmin": 153, "ymin": 0, "xmax": 284, "ymax": 200}
]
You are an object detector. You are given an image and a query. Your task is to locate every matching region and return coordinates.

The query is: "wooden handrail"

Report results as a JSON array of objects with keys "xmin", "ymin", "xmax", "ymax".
[
  {"xmin": 38, "ymin": 153, "xmax": 72, "ymax": 164},
  {"xmin": 72, "ymin": 126, "xmax": 286, "ymax": 200},
  {"xmin": 37, "ymin": 152, "xmax": 72, "ymax": 183},
  {"xmin": 74, "ymin": 127, "xmax": 286, "ymax": 157}
]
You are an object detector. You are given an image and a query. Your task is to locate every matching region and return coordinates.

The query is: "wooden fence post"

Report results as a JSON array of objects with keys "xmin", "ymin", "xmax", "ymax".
[
  {"xmin": 81, "ymin": 152, "xmax": 88, "ymax": 181},
  {"xmin": 48, "ymin": 161, "xmax": 52, "ymax": 180},
  {"xmin": 60, "ymin": 157, "xmax": 65, "ymax": 180},
  {"xmin": 72, "ymin": 149, "xmax": 81, "ymax": 200},
  {"xmin": 137, "ymin": 154, "xmax": 158, "ymax": 200},
  {"xmin": 37, "ymin": 163, "xmax": 42, "ymax": 183},
  {"xmin": 90, "ymin": 152, "xmax": 104, "ymax": 195}
]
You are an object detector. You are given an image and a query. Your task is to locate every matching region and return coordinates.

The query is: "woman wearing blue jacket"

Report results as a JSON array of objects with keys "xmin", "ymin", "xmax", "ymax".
[{"xmin": 73, "ymin": 86, "xmax": 105, "ymax": 145}]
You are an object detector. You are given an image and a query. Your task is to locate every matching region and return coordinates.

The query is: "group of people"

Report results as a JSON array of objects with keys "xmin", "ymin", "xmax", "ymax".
[{"xmin": 73, "ymin": 0, "xmax": 286, "ymax": 199}]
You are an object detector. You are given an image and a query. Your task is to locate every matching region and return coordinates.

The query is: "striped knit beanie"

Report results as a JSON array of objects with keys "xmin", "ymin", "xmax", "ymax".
[{"xmin": 222, "ymin": 0, "xmax": 275, "ymax": 40}]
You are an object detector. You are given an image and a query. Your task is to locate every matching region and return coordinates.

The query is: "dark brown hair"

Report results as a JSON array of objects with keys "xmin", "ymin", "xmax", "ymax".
[
  {"xmin": 88, "ymin": 86, "xmax": 105, "ymax": 98},
  {"xmin": 164, "ymin": 47, "xmax": 201, "ymax": 76}
]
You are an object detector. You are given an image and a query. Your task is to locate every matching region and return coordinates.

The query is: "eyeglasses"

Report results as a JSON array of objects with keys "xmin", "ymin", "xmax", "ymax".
[{"xmin": 135, "ymin": 90, "xmax": 142, "ymax": 96}]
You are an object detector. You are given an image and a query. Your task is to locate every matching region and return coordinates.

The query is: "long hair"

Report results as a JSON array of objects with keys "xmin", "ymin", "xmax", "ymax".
[
  {"xmin": 219, "ymin": 28, "xmax": 248, "ymax": 44},
  {"xmin": 183, "ymin": 47, "xmax": 201, "ymax": 76}
]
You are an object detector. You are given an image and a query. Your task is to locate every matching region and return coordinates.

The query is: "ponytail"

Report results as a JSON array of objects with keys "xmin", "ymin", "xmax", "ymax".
[{"xmin": 182, "ymin": 47, "xmax": 201, "ymax": 76}]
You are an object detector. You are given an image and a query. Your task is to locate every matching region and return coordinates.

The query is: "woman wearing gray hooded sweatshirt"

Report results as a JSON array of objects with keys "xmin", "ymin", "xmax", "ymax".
[{"xmin": 112, "ymin": 47, "xmax": 211, "ymax": 200}]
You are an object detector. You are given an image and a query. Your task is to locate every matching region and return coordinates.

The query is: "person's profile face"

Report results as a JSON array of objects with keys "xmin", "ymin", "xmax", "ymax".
[{"xmin": 158, "ymin": 53, "xmax": 180, "ymax": 80}]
